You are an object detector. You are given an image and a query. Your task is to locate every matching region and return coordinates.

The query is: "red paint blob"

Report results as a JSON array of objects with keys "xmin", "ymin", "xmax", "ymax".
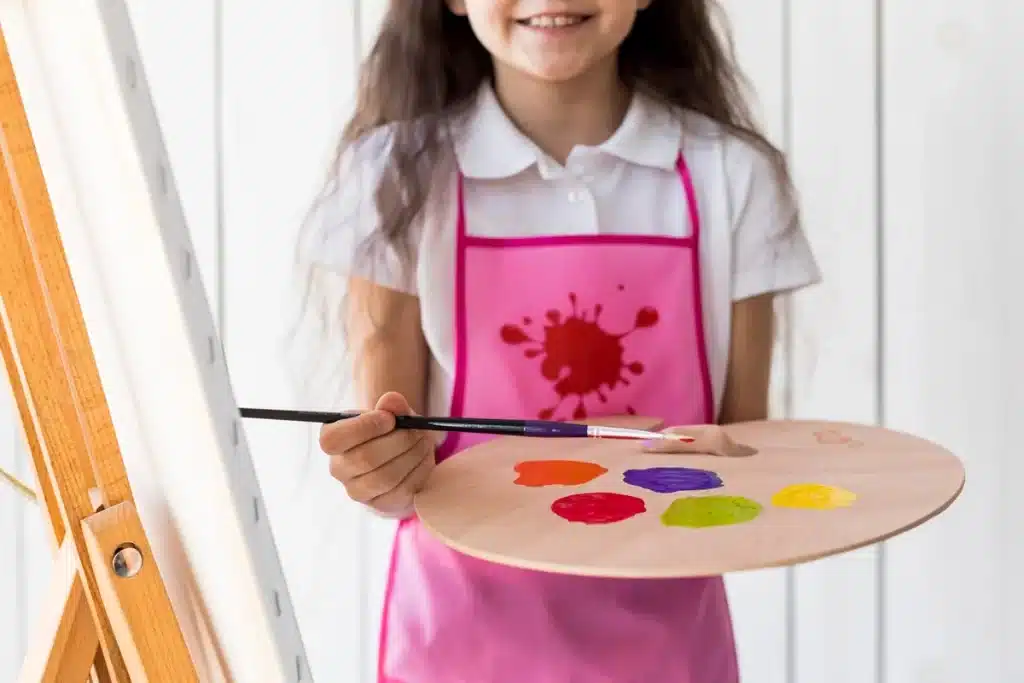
[
  {"xmin": 550, "ymin": 492, "xmax": 647, "ymax": 525},
  {"xmin": 499, "ymin": 325, "xmax": 532, "ymax": 344},
  {"xmin": 634, "ymin": 306, "xmax": 659, "ymax": 328},
  {"xmin": 500, "ymin": 292, "xmax": 658, "ymax": 420}
]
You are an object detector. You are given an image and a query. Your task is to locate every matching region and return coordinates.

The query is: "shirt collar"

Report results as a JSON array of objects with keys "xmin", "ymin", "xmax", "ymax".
[{"xmin": 452, "ymin": 83, "xmax": 682, "ymax": 179}]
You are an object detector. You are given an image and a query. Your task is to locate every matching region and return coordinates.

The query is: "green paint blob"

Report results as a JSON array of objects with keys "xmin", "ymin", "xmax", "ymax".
[{"xmin": 660, "ymin": 495, "xmax": 763, "ymax": 528}]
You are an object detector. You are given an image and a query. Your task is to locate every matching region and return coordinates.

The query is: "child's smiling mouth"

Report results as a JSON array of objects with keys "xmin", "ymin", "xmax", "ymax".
[{"xmin": 515, "ymin": 14, "xmax": 594, "ymax": 30}]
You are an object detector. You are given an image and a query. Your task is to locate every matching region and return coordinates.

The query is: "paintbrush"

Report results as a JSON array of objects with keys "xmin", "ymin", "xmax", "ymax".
[{"xmin": 238, "ymin": 407, "xmax": 694, "ymax": 443}]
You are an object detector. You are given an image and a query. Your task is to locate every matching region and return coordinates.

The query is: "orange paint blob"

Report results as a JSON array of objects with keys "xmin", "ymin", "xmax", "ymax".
[{"xmin": 513, "ymin": 460, "xmax": 608, "ymax": 487}]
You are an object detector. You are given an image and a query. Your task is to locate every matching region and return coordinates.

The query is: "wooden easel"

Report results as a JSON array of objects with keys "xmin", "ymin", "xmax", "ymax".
[{"xmin": 0, "ymin": 26, "xmax": 199, "ymax": 683}]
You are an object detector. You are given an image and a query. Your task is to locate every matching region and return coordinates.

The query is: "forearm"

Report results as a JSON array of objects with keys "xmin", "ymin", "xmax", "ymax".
[
  {"xmin": 345, "ymin": 277, "xmax": 429, "ymax": 412},
  {"xmin": 343, "ymin": 278, "xmax": 431, "ymax": 520},
  {"xmin": 718, "ymin": 292, "xmax": 775, "ymax": 424}
]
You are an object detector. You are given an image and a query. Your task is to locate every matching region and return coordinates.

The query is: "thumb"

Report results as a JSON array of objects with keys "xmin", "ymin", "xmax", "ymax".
[
  {"xmin": 642, "ymin": 426, "xmax": 705, "ymax": 454},
  {"xmin": 642, "ymin": 425, "xmax": 757, "ymax": 457},
  {"xmin": 375, "ymin": 391, "xmax": 416, "ymax": 416}
]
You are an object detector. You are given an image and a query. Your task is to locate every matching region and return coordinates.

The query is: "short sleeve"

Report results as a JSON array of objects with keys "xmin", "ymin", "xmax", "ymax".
[
  {"xmin": 727, "ymin": 139, "xmax": 821, "ymax": 301},
  {"xmin": 302, "ymin": 125, "xmax": 421, "ymax": 295}
]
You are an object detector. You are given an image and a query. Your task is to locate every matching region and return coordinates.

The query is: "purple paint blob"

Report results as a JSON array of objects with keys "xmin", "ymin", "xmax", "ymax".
[{"xmin": 622, "ymin": 467, "xmax": 724, "ymax": 493}]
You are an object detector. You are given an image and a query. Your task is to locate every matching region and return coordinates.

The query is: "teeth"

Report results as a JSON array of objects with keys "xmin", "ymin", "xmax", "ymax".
[{"xmin": 523, "ymin": 15, "xmax": 585, "ymax": 28}]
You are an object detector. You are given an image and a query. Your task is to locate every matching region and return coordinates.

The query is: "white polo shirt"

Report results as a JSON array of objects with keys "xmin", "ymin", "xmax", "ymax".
[{"xmin": 317, "ymin": 84, "xmax": 821, "ymax": 418}]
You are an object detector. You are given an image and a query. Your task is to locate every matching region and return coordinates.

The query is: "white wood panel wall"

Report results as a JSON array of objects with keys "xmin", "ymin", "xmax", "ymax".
[
  {"xmin": 718, "ymin": 2, "xmax": 792, "ymax": 680},
  {"xmin": 883, "ymin": 2, "xmax": 1024, "ymax": 680},
  {"xmin": 787, "ymin": 2, "xmax": 881, "ymax": 681},
  {"xmin": 2, "ymin": 1, "xmax": 1021, "ymax": 681}
]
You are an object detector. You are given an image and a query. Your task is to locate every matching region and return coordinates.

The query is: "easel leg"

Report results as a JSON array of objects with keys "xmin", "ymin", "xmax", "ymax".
[
  {"xmin": 18, "ymin": 541, "xmax": 98, "ymax": 683},
  {"xmin": 89, "ymin": 651, "xmax": 112, "ymax": 683},
  {"xmin": 80, "ymin": 501, "xmax": 199, "ymax": 682},
  {"xmin": 18, "ymin": 502, "xmax": 199, "ymax": 683}
]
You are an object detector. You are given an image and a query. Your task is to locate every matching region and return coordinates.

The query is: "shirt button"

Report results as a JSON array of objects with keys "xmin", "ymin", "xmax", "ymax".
[{"xmin": 568, "ymin": 190, "xmax": 581, "ymax": 203}]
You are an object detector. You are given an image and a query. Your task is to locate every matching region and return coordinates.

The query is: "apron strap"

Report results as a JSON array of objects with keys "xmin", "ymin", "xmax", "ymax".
[{"xmin": 676, "ymin": 152, "xmax": 702, "ymax": 244}]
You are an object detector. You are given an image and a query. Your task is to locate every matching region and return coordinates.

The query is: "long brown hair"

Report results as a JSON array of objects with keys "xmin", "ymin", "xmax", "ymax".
[{"xmin": 291, "ymin": 0, "xmax": 794, "ymax": 397}]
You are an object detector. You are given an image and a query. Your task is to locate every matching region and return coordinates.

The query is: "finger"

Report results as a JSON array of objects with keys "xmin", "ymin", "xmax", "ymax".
[
  {"xmin": 375, "ymin": 391, "xmax": 415, "ymax": 416},
  {"xmin": 396, "ymin": 445, "xmax": 435, "ymax": 497},
  {"xmin": 341, "ymin": 432, "xmax": 431, "ymax": 503},
  {"xmin": 330, "ymin": 427, "xmax": 424, "ymax": 480},
  {"xmin": 319, "ymin": 409, "xmax": 395, "ymax": 454},
  {"xmin": 368, "ymin": 446, "xmax": 435, "ymax": 515}
]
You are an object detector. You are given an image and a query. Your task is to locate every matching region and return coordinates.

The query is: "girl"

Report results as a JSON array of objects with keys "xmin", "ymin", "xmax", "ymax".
[{"xmin": 306, "ymin": 1, "xmax": 820, "ymax": 681}]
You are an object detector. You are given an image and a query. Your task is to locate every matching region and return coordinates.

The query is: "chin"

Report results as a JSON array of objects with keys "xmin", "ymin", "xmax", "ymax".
[{"xmin": 519, "ymin": 60, "xmax": 599, "ymax": 84}]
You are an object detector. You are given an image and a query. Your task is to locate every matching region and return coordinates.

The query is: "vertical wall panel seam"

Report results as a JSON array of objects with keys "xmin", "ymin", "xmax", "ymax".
[
  {"xmin": 874, "ymin": 0, "xmax": 887, "ymax": 680},
  {"xmin": 780, "ymin": 0, "xmax": 796, "ymax": 679},
  {"xmin": 214, "ymin": 0, "xmax": 225, "ymax": 333}
]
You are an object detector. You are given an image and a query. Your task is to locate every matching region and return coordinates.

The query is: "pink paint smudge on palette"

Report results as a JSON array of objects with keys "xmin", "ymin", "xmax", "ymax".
[{"xmin": 814, "ymin": 429, "xmax": 864, "ymax": 448}]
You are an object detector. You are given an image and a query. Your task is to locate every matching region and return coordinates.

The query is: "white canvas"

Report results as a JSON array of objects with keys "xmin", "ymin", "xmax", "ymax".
[{"xmin": 0, "ymin": 0, "xmax": 309, "ymax": 680}]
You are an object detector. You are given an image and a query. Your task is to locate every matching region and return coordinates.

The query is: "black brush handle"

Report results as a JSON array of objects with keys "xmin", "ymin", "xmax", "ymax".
[{"xmin": 237, "ymin": 407, "xmax": 588, "ymax": 438}]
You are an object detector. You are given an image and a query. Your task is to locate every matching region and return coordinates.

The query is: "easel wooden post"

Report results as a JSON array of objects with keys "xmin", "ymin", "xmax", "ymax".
[{"xmin": 0, "ymin": 25, "xmax": 199, "ymax": 683}]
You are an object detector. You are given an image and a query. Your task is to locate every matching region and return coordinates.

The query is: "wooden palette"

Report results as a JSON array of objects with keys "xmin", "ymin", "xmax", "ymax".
[{"xmin": 413, "ymin": 416, "xmax": 965, "ymax": 578}]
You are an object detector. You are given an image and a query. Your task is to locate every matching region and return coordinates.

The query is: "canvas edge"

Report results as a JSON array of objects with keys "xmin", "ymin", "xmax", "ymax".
[{"xmin": 0, "ymin": 0, "xmax": 310, "ymax": 680}]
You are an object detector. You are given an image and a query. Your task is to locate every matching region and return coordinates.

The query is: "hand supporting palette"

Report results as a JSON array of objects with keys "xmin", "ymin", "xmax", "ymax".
[{"xmin": 413, "ymin": 416, "xmax": 965, "ymax": 578}]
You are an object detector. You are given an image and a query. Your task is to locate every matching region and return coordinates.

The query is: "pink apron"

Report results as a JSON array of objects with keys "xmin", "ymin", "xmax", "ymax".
[{"xmin": 378, "ymin": 154, "xmax": 739, "ymax": 683}]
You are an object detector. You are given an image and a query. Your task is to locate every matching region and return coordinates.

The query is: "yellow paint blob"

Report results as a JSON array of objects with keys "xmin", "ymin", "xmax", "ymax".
[{"xmin": 771, "ymin": 483, "xmax": 857, "ymax": 510}]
